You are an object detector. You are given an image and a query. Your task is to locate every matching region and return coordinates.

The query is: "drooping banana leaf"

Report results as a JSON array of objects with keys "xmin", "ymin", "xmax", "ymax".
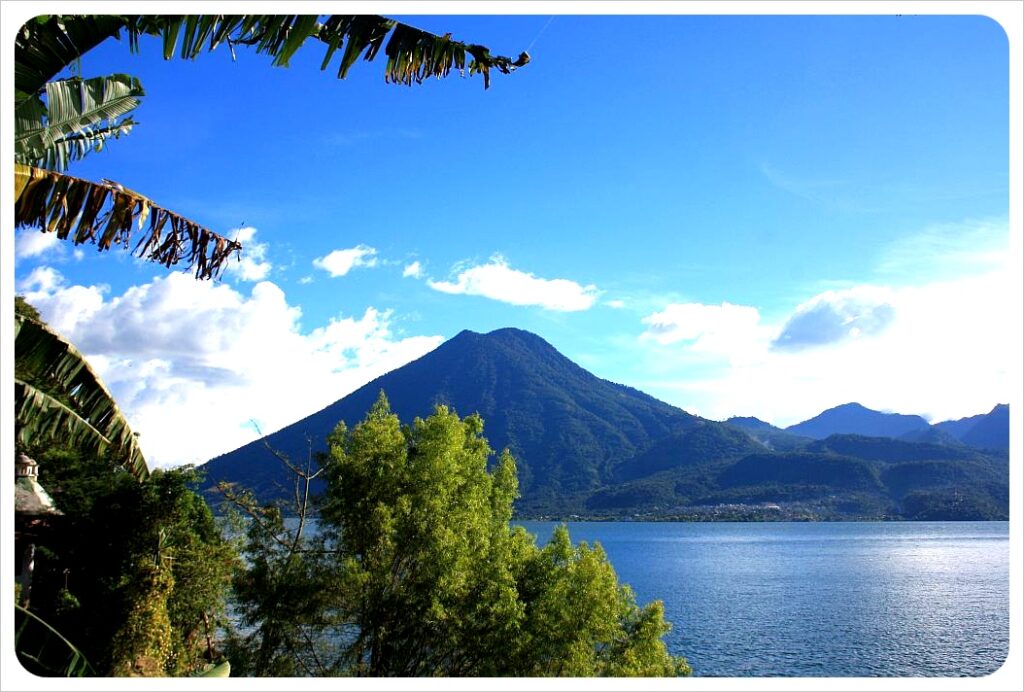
[
  {"xmin": 15, "ymin": 312, "xmax": 148, "ymax": 480},
  {"xmin": 191, "ymin": 661, "xmax": 232, "ymax": 677},
  {"xmin": 14, "ymin": 163, "xmax": 240, "ymax": 280},
  {"xmin": 15, "ymin": 15, "xmax": 529, "ymax": 98},
  {"xmin": 15, "ymin": 605, "xmax": 97, "ymax": 677},
  {"xmin": 15, "ymin": 74, "xmax": 144, "ymax": 171},
  {"xmin": 14, "ymin": 14, "xmax": 129, "ymax": 105},
  {"xmin": 21, "ymin": 118, "xmax": 138, "ymax": 172}
]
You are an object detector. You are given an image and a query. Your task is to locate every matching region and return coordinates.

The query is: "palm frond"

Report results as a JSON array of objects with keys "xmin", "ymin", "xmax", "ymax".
[
  {"xmin": 15, "ymin": 380, "xmax": 116, "ymax": 467},
  {"xmin": 14, "ymin": 15, "xmax": 128, "ymax": 101},
  {"xmin": 130, "ymin": 14, "xmax": 531, "ymax": 89},
  {"xmin": 15, "ymin": 74, "xmax": 144, "ymax": 171},
  {"xmin": 192, "ymin": 661, "xmax": 232, "ymax": 677},
  {"xmin": 15, "ymin": 312, "xmax": 149, "ymax": 480},
  {"xmin": 15, "ymin": 605, "xmax": 97, "ymax": 677},
  {"xmin": 15, "ymin": 15, "xmax": 528, "ymax": 97},
  {"xmin": 14, "ymin": 164, "xmax": 241, "ymax": 280},
  {"xmin": 25, "ymin": 118, "xmax": 138, "ymax": 172}
]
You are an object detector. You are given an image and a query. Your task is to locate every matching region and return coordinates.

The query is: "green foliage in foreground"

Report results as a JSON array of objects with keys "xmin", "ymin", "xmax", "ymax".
[
  {"xmin": 229, "ymin": 392, "xmax": 690, "ymax": 677},
  {"xmin": 22, "ymin": 456, "xmax": 237, "ymax": 676},
  {"xmin": 15, "ymin": 298, "xmax": 237, "ymax": 676}
]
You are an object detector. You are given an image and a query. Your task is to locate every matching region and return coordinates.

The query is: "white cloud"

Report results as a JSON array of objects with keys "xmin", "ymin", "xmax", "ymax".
[
  {"xmin": 298, "ymin": 275, "xmax": 314, "ymax": 285},
  {"xmin": 19, "ymin": 266, "xmax": 65, "ymax": 294},
  {"xmin": 605, "ymin": 299, "xmax": 626, "ymax": 309},
  {"xmin": 313, "ymin": 245, "xmax": 378, "ymax": 277},
  {"xmin": 772, "ymin": 286, "xmax": 895, "ymax": 350},
  {"xmin": 402, "ymin": 261, "xmax": 423, "ymax": 279},
  {"xmin": 641, "ymin": 301, "xmax": 766, "ymax": 361},
  {"xmin": 15, "ymin": 229, "xmax": 61, "ymax": 259},
  {"xmin": 223, "ymin": 226, "xmax": 272, "ymax": 281},
  {"xmin": 428, "ymin": 256, "xmax": 600, "ymax": 312},
  {"xmin": 23, "ymin": 270, "xmax": 443, "ymax": 468},
  {"xmin": 636, "ymin": 265, "xmax": 1015, "ymax": 426}
]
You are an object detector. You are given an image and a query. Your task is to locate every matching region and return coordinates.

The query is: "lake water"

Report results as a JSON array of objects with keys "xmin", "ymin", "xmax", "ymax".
[{"xmin": 518, "ymin": 520, "xmax": 1009, "ymax": 677}]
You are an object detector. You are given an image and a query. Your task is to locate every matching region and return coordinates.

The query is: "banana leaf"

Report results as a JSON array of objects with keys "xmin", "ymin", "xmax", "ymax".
[
  {"xmin": 192, "ymin": 661, "xmax": 232, "ymax": 677},
  {"xmin": 14, "ymin": 163, "xmax": 240, "ymax": 280},
  {"xmin": 14, "ymin": 605, "xmax": 97, "ymax": 677},
  {"xmin": 16, "ymin": 15, "xmax": 529, "ymax": 97},
  {"xmin": 15, "ymin": 74, "xmax": 144, "ymax": 171},
  {"xmin": 15, "ymin": 312, "xmax": 149, "ymax": 480}
]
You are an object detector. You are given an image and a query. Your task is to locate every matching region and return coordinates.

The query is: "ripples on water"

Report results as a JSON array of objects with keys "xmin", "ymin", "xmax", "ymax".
[{"xmin": 517, "ymin": 521, "xmax": 1009, "ymax": 677}]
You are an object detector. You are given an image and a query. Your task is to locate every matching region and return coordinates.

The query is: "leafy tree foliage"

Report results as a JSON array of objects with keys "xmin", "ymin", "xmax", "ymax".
[
  {"xmin": 108, "ymin": 556, "xmax": 175, "ymax": 676},
  {"xmin": 14, "ymin": 294, "xmax": 42, "ymax": 321},
  {"xmin": 221, "ymin": 489, "xmax": 348, "ymax": 677},
  {"xmin": 307, "ymin": 392, "xmax": 690, "ymax": 676},
  {"xmin": 25, "ymin": 455, "xmax": 238, "ymax": 676}
]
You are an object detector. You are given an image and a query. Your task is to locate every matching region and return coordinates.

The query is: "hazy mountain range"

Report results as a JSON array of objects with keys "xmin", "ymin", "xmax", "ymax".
[
  {"xmin": 727, "ymin": 401, "xmax": 1008, "ymax": 452},
  {"xmin": 200, "ymin": 328, "xmax": 1009, "ymax": 521}
]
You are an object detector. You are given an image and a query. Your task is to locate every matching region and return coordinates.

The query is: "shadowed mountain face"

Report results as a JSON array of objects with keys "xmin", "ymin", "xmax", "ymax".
[
  {"xmin": 726, "ymin": 416, "xmax": 777, "ymax": 432},
  {"xmin": 935, "ymin": 404, "xmax": 1009, "ymax": 451},
  {"xmin": 785, "ymin": 403, "xmax": 931, "ymax": 440},
  {"xmin": 724, "ymin": 416, "xmax": 812, "ymax": 452},
  {"xmin": 200, "ymin": 328, "xmax": 700, "ymax": 511}
]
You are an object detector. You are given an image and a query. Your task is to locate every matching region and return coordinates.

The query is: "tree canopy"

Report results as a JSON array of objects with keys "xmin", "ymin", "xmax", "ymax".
[{"xmin": 301, "ymin": 393, "xmax": 689, "ymax": 676}]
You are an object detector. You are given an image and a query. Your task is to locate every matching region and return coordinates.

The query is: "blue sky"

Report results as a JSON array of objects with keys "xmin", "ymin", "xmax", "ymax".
[{"xmin": 9, "ymin": 9, "xmax": 1019, "ymax": 468}]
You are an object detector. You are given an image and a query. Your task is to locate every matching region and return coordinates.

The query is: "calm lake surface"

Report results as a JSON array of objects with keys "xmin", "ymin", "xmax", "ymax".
[{"xmin": 517, "ymin": 520, "xmax": 1009, "ymax": 677}]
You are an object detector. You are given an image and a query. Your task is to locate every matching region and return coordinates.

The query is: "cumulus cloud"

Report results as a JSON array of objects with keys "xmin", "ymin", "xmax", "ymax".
[
  {"xmin": 605, "ymin": 299, "xmax": 626, "ymax": 309},
  {"xmin": 223, "ymin": 226, "xmax": 272, "ymax": 281},
  {"xmin": 641, "ymin": 302, "xmax": 765, "ymax": 360},
  {"xmin": 634, "ymin": 267, "xmax": 1015, "ymax": 426},
  {"xmin": 19, "ymin": 266, "xmax": 65, "ymax": 294},
  {"xmin": 313, "ymin": 245, "xmax": 378, "ymax": 277},
  {"xmin": 15, "ymin": 229, "xmax": 61, "ymax": 259},
  {"xmin": 22, "ymin": 269, "xmax": 443, "ymax": 468},
  {"xmin": 772, "ymin": 286, "xmax": 895, "ymax": 350},
  {"xmin": 428, "ymin": 256, "xmax": 600, "ymax": 312},
  {"xmin": 402, "ymin": 261, "xmax": 423, "ymax": 279}
]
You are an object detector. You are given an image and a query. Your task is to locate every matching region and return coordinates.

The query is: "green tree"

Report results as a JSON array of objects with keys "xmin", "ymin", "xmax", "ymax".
[
  {"xmin": 24, "ymin": 458, "xmax": 239, "ymax": 676},
  {"xmin": 220, "ymin": 455, "xmax": 348, "ymax": 677},
  {"xmin": 315, "ymin": 392, "xmax": 690, "ymax": 676},
  {"xmin": 108, "ymin": 555, "xmax": 175, "ymax": 676}
]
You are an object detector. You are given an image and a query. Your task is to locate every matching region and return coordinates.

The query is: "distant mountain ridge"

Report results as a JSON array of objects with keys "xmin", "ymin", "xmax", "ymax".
[
  {"xmin": 784, "ymin": 403, "xmax": 931, "ymax": 440},
  {"xmin": 725, "ymin": 416, "xmax": 811, "ymax": 452},
  {"xmin": 776, "ymin": 402, "xmax": 1009, "ymax": 452},
  {"xmin": 200, "ymin": 328, "xmax": 1009, "ymax": 520},
  {"xmin": 936, "ymin": 404, "xmax": 1009, "ymax": 451},
  {"xmin": 726, "ymin": 416, "xmax": 777, "ymax": 433}
]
